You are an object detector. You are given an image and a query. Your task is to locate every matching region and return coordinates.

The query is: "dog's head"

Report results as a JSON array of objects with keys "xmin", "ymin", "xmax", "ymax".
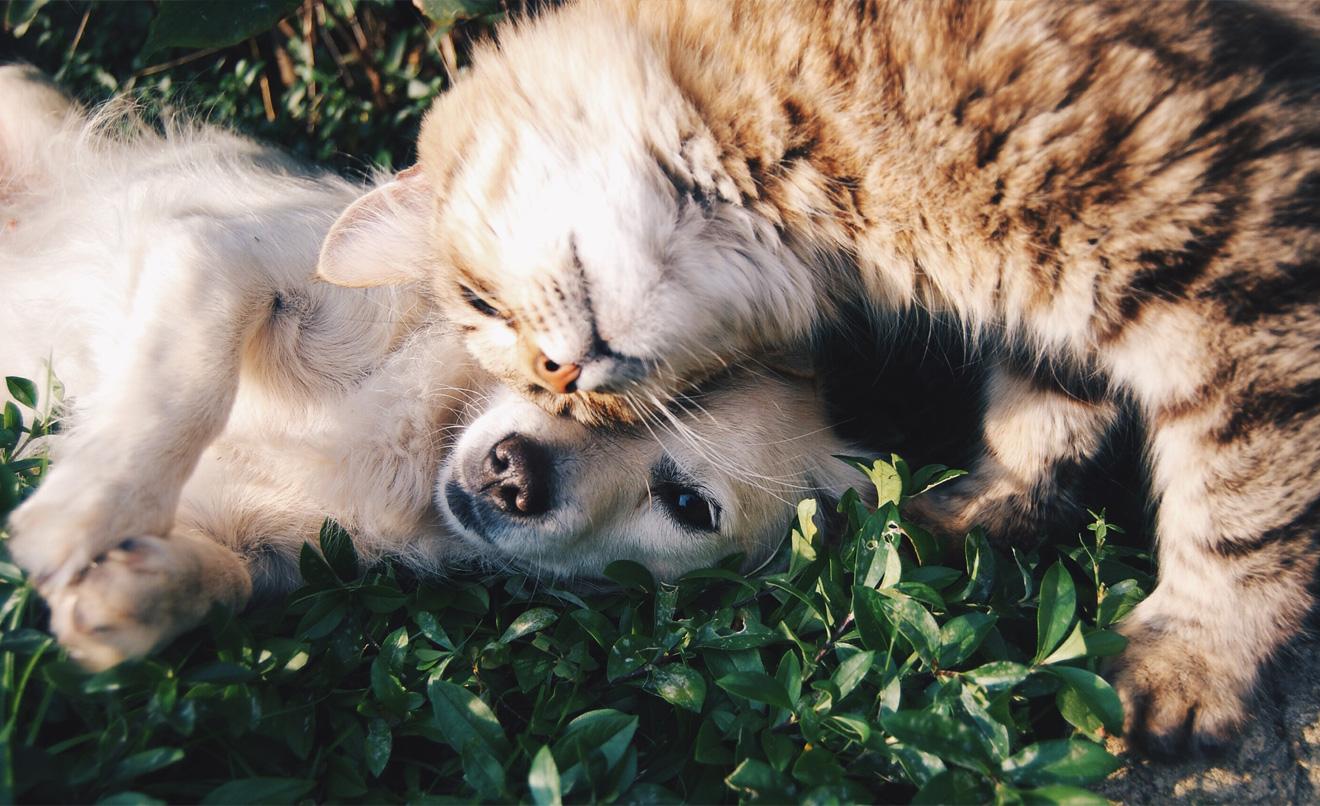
[{"xmin": 440, "ymin": 368, "xmax": 867, "ymax": 581}]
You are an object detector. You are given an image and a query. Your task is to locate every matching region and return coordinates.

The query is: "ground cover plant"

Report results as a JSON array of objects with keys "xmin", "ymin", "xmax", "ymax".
[
  {"xmin": 0, "ymin": 374, "xmax": 1153, "ymax": 803},
  {"xmin": 1, "ymin": 2, "xmax": 1154, "ymax": 802}
]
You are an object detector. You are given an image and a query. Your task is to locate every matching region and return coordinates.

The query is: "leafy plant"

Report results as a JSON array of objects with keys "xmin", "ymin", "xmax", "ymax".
[
  {"xmin": 0, "ymin": 374, "xmax": 1151, "ymax": 803},
  {"xmin": 1, "ymin": 0, "xmax": 512, "ymax": 171}
]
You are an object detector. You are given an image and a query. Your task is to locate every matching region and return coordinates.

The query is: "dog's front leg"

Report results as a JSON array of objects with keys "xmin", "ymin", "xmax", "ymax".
[{"xmin": 7, "ymin": 221, "xmax": 271, "ymax": 621}]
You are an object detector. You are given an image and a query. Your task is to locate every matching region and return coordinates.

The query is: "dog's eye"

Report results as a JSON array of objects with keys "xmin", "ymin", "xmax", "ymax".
[
  {"xmin": 655, "ymin": 481, "xmax": 720, "ymax": 532},
  {"xmin": 459, "ymin": 285, "xmax": 503, "ymax": 318}
]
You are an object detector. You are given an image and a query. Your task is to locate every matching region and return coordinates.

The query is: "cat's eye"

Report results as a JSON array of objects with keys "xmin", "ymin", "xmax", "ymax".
[
  {"xmin": 459, "ymin": 284, "xmax": 502, "ymax": 319},
  {"xmin": 654, "ymin": 480, "xmax": 720, "ymax": 532}
]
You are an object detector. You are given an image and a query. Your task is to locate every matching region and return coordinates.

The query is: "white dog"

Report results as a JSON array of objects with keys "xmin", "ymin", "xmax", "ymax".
[{"xmin": 0, "ymin": 66, "xmax": 865, "ymax": 670}]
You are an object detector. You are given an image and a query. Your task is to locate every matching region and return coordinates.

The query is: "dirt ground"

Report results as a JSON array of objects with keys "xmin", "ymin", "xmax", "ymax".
[{"xmin": 1099, "ymin": 636, "xmax": 1320, "ymax": 803}]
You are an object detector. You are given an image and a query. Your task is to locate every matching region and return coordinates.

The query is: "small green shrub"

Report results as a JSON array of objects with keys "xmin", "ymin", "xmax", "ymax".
[{"xmin": 0, "ymin": 375, "xmax": 1152, "ymax": 803}]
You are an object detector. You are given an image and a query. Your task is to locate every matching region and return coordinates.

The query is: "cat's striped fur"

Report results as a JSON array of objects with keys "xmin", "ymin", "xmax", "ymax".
[{"xmin": 319, "ymin": 0, "xmax": 1320, "ymax": 754}]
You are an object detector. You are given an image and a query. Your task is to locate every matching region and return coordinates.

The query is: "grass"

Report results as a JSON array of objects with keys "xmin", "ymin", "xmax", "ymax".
[{"xmin": 1, "ymin": 2, "xmax": 1154, "ymax": 802}]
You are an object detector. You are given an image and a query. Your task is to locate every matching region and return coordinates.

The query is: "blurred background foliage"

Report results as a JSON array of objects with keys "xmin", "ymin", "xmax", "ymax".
[{"xmin": 0, "ymin": 0, "xmax": 543, "ymax": 172}]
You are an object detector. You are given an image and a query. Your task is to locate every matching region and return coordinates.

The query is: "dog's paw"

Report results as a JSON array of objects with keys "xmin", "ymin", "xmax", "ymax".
[
  {"xmin": 1109, "ymin": 624, "xmax": 1253, "ymax": 758},
  {"xmin": 45, "ymin": 536, "xmax": 212, "ymax": 671}
]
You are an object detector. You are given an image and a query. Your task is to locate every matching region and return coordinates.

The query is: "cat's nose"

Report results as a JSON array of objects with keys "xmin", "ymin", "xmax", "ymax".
[
  {"xmin": 479, "ymin": 434, "xmax": 551, "ymax": 516},
  {"xmin": 532, "ymin": 352, "xmax": 581, "ymax": 394}
]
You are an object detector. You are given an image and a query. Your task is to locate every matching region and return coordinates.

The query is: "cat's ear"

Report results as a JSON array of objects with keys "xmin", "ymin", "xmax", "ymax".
[{"xmin": 317, "ymin": 166, "xmax": 434, "ymax": 287}]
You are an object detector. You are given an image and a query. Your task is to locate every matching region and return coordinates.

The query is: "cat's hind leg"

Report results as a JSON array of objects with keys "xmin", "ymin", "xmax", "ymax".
[{"xmin": 906, "ymin": 360, "xmax": 1119, "ymax": 545}]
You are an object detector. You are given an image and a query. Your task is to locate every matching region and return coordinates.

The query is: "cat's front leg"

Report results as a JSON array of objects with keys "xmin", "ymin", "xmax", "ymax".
[
  {"xmin": 44, "ymin": 531, "xmax": 251, "ymax": 671},
  {"xmin": 905, "ymin": 362, "xmax": 1118, "ymax": 546},
  {"xmin": 7, "ymin": 222, "xmax": 270, "ymax": 600},
  {"xmin": 1109, "ymin": 404, "xmax": 1320, "ymax": 755}
]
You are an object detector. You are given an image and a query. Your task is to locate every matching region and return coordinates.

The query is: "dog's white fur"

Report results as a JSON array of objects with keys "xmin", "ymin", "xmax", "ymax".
[{"xmin": 0, "ymin": 66, "xmax": 864, "ymax": 670}]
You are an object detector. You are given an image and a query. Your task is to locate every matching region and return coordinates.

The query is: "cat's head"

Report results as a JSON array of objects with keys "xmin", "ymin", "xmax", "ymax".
[
  {"xmin": 441, "ymin": 368, "xmax": 867, "ymax": 581},
  {"xmin": 317, "ymin": 6, "xmax": 822, "ymax": 425}
]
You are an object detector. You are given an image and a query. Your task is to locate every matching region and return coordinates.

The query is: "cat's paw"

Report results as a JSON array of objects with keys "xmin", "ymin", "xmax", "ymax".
[
  {"xmin": 904, "ymin": 484, "xmax": 1038, "ymax": 548},
  {"xmin": 1108, "ymin": 623, "xmax": 1254, "ymax": 757},
  {"xmin": 45, "ymin": 536, "xmax": 212, "ymax": 671}
]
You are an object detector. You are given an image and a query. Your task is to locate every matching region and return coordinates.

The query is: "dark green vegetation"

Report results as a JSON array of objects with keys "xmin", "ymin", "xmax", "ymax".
[
  {"xmin": 1, "ymin": 376, "xmax": 1151, "ymax": 803},
  {"xmin": 2, "ymin": 0, "xmax": 509, "ymax": 170},
  {"xmin": 1, "ymin": 2, "xmax": 1152, "ymax": 802}
]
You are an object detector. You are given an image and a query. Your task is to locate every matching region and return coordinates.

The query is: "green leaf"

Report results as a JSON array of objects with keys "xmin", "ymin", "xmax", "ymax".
[
  {"xmin": 500, "ymin": 607, "xmax": 558, "ymax": 643},
  {"xmin": 853, "ymin": 585, "xmax": 893, "ymax": 653},
  {"xmin": 201, "ymin": 778, "xmax": 314, "ymax": 805},
  {"xmin": 461, "ymin": 741, "xmax": 506, "ymax": 800},
  {"xmin": 844, "ymin": 457, "xmax": 904, "ymax": 506},
  {"xmin": 318, "ymin": 519, "xmax": 358, "ymax": 580},
  {"xmin": 908, "ymin": 464, "xmax": 968, "ymax": 496},
  {"xmin": 952, "ymin": 530, "xmax": 996, "ymax": 603},
  {"xmin": 1002, "ymin": 739, "xmax": 1122, "ymax": 787},
  {"xmin": 883, "ymin": 709, "xmax": 994, "ymax": 775},
  {"xmin": 679, "ymin": 567, "xmax": 758, "ymax": 595},
  {"xmin": 427, "ymin": 679, "xmax": 510, "ymax": 756},
  {"xmin": 964, "ymin": 660, "xmax": 1030, "ymax": 693},
  {"xmin": 1020, "ymin": 785, "xmax": 1110, "ymax": 805},
  {"xmin": 938, "ymin": 612, "xmax": 997, "ymax": 668},
  {"xmin": 789, "ymin": 498, "xmax": 819, "ymax": 577},
  {"xmin": 608, "ymin": 634, "xmax": 662, "ymax": 682},
  {"xmin": 791, "ymin": 744, "xmax": 843, "ymax": 788},
  {"xmin": 415, "ymin": 611, "xmax": 456, "ymax": 651},
  {"xmin": 831, "ymin": 649, "xmax": 874, "ymax": 700},
  {"xmin": 554, "ymin": 709, "xmax": 638, "ymax": 793},
  {"xmin": 879, "ymin": 592, "xmax": 941, "ymax": 666},
  {"xmin": 1045, "ymin": 667, "xmax": 1124, "ymax": 734},
  {"xmin": 1096, "ymin": 579, "xmax": 1146, "ymax": 628},
  {"xmin": 529, "ymin": 745, "xmax": 563, "ymax": 806},
  {"xmin": 1034, "ymin": 563, "xmax": 1077, "ymax": 663},
  {"xmin": 1082, "ymin": 629, "xmax": 1126, "ymax": 657},
  {"xmin": 5, "ymin": 0, "xmax": 50, "ymax": 37},
  {"xmin": 725, "ymin": 758, "xmax": 795, "ymax": 802},
  {"xmin": 912, "ymin": 769, "xmax": 994, "ymax": 805},
  {"xmin": 414, "ymin": 0, "xmax": 501, "ymax": 32},
  {"xmin": 1040, "ymin": 622, "xmax": 1088, "ymax": 665},
  {"xmin": 603, "ymin": 560, "xmax": 655, "ymax": 592},
  {"xmin": 141, "ymin": 0, "xmax": 302, "ymax": 58},
  {"xmin": 365, "ymin": 717, "xmax": 391, "ymax": 778},
  {"xmin": 716, "ymin": 671, "xmax": 794, "ymax": 710},
  {"xmin": 5, "ymin": 376, "xmax": 36, "ymax": 408},
  {"xmin": 645, "ymin": 664, "xmax": 706, "ymax": 713},
  {"xmin": 900, "ymin": 520, "xmax": 941, "ymax": 566},
  {"xmin": 110, "ymin": 748, "xmax": 184, "ymax": 784},
  {"xmin": 960, "ymin": 684, "xmax": 1010, "ymax": 761}
]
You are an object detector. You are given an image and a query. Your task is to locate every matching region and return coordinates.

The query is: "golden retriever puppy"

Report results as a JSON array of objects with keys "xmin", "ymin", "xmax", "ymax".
[{"xmin": 0, "ymin": 66, "xmax": 864, "ymax": 670}]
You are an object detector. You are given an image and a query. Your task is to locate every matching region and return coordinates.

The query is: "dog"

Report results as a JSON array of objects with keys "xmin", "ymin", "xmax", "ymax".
[{"xmin": 0, "ymin": 66, "xmax": 865, "ymax": 670}]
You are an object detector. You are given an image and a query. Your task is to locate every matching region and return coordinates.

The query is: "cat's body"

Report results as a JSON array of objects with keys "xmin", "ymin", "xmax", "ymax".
[{"xmin": 321, "ymin": 0, "xmax": 1320, "ymax": 752}]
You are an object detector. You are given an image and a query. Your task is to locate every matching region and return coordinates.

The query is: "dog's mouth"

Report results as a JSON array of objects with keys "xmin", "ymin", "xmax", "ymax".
[{"xmin": 442, "ymin": 480, "xmax": 495, "ymax": 545}]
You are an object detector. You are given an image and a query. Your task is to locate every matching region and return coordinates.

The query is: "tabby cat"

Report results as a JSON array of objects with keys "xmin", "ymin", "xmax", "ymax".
[{"xmin": 318, "ymin": 0, "xmax": 1320, "ymax": 754}]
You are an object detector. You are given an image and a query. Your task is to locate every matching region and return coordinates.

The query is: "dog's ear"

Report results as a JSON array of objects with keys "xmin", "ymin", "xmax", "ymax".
[{"xmin": 317, "ymin": 166, "xmax": 433, "ymax": 287}]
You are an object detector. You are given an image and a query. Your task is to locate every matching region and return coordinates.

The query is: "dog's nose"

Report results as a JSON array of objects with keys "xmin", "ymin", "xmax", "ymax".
[
  {"xmin": 532, "ymin": 352, "xmax": 581, "ymax": 394},
  {"xmin": 479, "ymin": 434, "xmax": 552, "ymax": 516}
]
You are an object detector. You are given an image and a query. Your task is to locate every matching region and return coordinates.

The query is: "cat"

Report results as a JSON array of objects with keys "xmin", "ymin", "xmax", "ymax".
[
  {"xmin": 317, "ymin": 0, "xmax": 1320, "ymax": 754},
  {"xmin": 0, "ymin": 65, "xmax": 864, "ymax": 670}
]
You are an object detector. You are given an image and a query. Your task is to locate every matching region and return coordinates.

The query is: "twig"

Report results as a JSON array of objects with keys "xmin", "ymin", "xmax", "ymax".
[
  {"xmin": 249, "ymin": 39, "xmax": 277, "ymax": 122},
  {"xmin": 813, "ymin": 612, "xmax": 855, "ymax": 665},
  {"xmin": 134, "ymin": 45, "xmax": 226, "ymax": 79},
  {"xmin": 65, "ymin": 5, "xmax": 91, "ymax": 63}
]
